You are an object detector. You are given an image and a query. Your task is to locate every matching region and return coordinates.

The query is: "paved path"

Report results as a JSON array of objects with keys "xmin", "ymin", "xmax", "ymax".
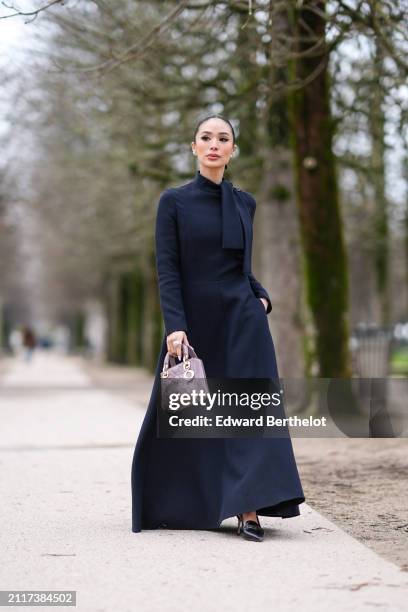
[{"xmin": 0, "ymin": 351, "xmax": 407, "ymax": 611}]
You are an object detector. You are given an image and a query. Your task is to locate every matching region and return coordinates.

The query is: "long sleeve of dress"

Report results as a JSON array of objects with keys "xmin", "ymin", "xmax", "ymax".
[
  {"xmin": 155, "ymin": 189, "xmax": 188, "ymax": 335},
  {"xmin": 245, "ymin": 192, "xmax": 273, "ymax": 315}
]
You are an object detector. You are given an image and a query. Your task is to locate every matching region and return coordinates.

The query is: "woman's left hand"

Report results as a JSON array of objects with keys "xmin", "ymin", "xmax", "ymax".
[{"xmin": 259, "ymin": 297, "xmax": 268, "ymax": 312}]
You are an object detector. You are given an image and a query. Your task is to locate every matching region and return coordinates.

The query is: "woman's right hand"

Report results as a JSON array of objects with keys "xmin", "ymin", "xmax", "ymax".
[{"xmin": 167, "ymin": 331, "xmax": 189, "ymax": 360}]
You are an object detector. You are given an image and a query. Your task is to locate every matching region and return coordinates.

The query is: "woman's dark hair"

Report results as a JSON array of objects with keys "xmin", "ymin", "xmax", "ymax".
[
  {"xmin": 193, "ymin": 114, "xmax": 236, "ymax": 169},
  {"xmin": 193, "ymin": 114, "xmax": 236, "ymax": 144}
]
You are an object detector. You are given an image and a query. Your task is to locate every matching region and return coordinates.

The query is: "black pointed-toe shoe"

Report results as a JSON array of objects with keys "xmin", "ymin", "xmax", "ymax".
[{"xmin": 236, "ymin": 512, "xmax": 264, "ymax": 542}]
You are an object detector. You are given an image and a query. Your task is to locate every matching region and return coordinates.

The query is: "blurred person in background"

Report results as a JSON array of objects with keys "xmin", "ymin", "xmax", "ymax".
[{"xmin": 22, "ymin": 326, "xmax": 37, "ymax": 362}]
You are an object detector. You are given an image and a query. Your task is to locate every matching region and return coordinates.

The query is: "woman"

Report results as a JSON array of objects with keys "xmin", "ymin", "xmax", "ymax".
[{"xmin": 131, "ymin": 114, "xmax": 305, "ymax": 541}]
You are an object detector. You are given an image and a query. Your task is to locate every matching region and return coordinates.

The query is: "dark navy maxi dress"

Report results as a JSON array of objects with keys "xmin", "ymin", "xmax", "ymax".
[{"xmin": 131, "ymin": 169, "xmax": 305, "ymax": 532}]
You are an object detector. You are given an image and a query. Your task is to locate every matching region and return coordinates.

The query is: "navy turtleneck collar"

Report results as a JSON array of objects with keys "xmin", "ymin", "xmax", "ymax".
[{"xmin": 193, "ymin": 169, "xmax": 224, "ymax": 192}]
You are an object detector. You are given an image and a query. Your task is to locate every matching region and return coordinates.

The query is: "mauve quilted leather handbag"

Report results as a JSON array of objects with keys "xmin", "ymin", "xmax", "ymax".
[{"xmin": 160, "ymin": 342, "xmax": 209, "ymax": 412}]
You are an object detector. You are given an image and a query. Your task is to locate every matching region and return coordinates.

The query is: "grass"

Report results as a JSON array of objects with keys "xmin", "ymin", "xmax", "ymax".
[{"xmin": 390, "ymin": 345, "xmax": 408, "ymax": 376}]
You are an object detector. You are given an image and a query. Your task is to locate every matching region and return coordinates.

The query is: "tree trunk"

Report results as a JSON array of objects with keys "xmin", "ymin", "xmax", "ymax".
[
  {"xmin": 125, "ymin": 269, "xmax": 143, "ymax": 366},
  {"xmin": 253, "ymin": 6, "xmax": 305, "ymax": 378},
  {"xmin": 369, "ymin": 41, "xmax": 390, "ymax": 325},
  {"xmin": 288, "ymin": 0, "xmax": 351, "ymax": 377}
]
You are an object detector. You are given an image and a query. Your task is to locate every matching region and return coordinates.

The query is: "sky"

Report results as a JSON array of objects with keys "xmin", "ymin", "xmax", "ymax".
[
  {"xmin": 0, "ymin": 2, "xmax": 54, "ymax": 67},
  {"xmin": 0, "ymin": 9, "xmax": 29, "ymax": 54}
]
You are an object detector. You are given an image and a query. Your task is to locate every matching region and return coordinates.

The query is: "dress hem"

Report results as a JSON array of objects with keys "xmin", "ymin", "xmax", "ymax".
[{"xmin": 131, "ymin": 495, "xmax": 306, "ymax": 532}]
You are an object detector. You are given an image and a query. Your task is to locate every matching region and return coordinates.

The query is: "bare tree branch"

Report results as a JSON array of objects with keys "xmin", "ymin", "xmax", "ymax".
[
  {"xmin": 0, "ymin": 0, "xmax": 64, "ymax": 22},
  {"xmin": 51, "ymin": 0, "xmax": 191, "ymax": 75}
]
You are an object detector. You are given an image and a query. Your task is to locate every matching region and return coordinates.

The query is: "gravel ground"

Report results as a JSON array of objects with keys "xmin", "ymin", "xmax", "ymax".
[{"xmin": 293, "ymin": 437, "xmax": 408, "ymax": 571}]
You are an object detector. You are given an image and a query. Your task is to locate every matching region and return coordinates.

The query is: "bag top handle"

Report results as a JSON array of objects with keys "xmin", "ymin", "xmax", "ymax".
[{"xmin": 162, "ymin": 342, "xmax": 198, "ymax": 371}]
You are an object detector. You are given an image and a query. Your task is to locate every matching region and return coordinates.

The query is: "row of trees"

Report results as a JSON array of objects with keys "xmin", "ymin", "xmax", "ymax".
[{"xmin": 1, "ymin": 0, "xmax": 407, "ymax": 375}]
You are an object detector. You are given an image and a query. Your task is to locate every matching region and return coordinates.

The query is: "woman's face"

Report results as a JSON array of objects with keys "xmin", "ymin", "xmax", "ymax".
[{"xmin": 192, "ymin": 118, "xmax": 236, "ymax": 171}]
